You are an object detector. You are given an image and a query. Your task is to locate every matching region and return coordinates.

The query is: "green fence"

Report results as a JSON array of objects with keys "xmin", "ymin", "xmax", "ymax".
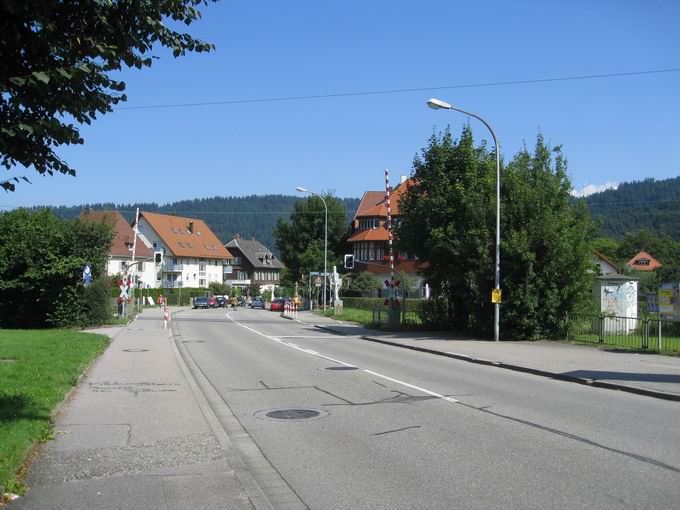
[
  {"xmin": 567, "ymin": 314, "xmax": 680, "ymax": 352},
  {"xmin": 371, "ymin": 309, "xmax": 424, "ymax": 327}
]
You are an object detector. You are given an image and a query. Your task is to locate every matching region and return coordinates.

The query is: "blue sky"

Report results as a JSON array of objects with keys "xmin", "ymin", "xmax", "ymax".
[{"xmin": 3, "ymin": 0, "xmax": 679, "ymax": 208}]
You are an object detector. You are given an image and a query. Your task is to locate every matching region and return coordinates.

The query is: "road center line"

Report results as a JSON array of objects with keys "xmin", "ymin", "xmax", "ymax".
[{"xmin": 226, "ymin": 312, "xmax": 459, "ymax": 405}]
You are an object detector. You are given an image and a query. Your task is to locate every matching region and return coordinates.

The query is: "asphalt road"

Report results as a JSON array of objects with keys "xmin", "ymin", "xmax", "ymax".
[{"xmin": 174, "ymin": 307, "xmax": 680, "ymax": 509}]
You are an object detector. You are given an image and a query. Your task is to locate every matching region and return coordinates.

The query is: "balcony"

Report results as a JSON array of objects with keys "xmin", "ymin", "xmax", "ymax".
[
  {"xmin": 161, "ymin": 280, "xmax": 184, "ymax": 289},
  {"xmin": 224, "ymin": 278, "xmax": 250, "ymax": 286},
  {"xmin": 163, "ymin": 263, "xmax": 184, "ymax": 272}
]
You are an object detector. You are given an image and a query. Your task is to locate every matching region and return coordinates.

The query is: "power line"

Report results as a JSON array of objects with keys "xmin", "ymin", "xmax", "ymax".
[{"xmin": 113, "ymin": 67, "xmax": 680, "ymax": 111}]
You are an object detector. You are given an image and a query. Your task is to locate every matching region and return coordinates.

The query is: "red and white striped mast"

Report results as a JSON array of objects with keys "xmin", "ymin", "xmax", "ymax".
[{"xmin": 384, "ymin": 169, "xmax": 400, "ymax": 326}]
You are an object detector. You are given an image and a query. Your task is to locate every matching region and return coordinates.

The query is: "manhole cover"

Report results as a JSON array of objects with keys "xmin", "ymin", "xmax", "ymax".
[
  {"xmin": 255, "ymin": 408, "xmax": 330, "ymax": 421},
  {"xmin": 325, "ymin": 366, "xmax": 358, "ymax": 371},
  {"xmin": 123, "ymin": 348, "xmax": 149, "ymax": 352}
]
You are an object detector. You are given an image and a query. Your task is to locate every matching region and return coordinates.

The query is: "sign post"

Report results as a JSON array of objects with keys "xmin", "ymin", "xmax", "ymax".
[{"xmin": 82, "ymin": 265, "xmax": 93, "ymax": 286}]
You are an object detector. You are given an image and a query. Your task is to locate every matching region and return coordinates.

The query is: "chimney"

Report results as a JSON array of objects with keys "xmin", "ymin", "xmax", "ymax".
[
  {"xmin": 188, "ymin": 221, "xmax": 194, "ymax": 234},
  {"xmin": 233, "ymin": 234, "xmax": 240, "ymax": 240},
  {"xmin": 400, "ymin": 175, "xmax": 407, "ymax": 184}
]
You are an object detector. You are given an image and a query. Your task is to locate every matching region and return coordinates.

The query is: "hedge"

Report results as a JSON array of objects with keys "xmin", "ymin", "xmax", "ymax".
[{"xmin": 340, "ymin": 297, "xmax": 429, "ymax": 312}]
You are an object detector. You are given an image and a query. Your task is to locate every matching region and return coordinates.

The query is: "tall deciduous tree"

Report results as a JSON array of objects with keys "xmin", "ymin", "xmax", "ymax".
[
  {"xmin": 398, "ymin": 128, "xmax": 595, "ymax": 339},
  {"xmin": 0, "ymin": 209, "xmax": 114, "ymax": 327},
  {"xmin": 274, "ymin": 195, "xmax": 348, "ymax": 289},
  {"xmin": 1, "ymin": 0, "xmax": 217, "ymax": 191}
]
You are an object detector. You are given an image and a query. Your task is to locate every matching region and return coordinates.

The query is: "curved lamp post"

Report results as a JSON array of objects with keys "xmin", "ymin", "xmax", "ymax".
[
  {"xmin": 296, "ymin": 186, "xmax": 328, "ymax": 311},
  {"xmin": 427, "ymin": 98, "xmax": 501, "ymax": 342}
]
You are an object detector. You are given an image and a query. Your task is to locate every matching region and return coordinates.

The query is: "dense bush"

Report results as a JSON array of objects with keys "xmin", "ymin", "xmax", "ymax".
[
  {"xmin": 0, "ymin": 209, "xmax": 113, "ymax": 328},
  {"xmin": 341, "ymin": 297, "xmax": 429, "ymax": 312},
  {"xmin": 418, "ymin": 298, "xmax": 449, "ymax": 328}
]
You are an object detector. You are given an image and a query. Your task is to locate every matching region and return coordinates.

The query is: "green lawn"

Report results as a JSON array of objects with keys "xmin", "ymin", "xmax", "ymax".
[
  {"xmin": 317, "ymin": 307, "xmax": 426, "ymax": 330},
  {"xmin": 0, "ymin": 330, "xmax": 109, "ymax": 495}
]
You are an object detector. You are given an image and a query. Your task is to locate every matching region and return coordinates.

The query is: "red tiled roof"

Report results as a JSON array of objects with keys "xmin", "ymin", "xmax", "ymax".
[
  {"xmin": 353, "ymin": 191, "xmax": 386, "ymax": 220},
  {"xmin": 356, "ymin": 259, "xmax": 427, "ymax": 274},
  {"xmin": 593, "ymin": 251, "xmax": 619, "ymax": 272},
  {"xmin": 626, "ymin": 251, "xmax": 662, "ymax": 271},
  {"xmin": 353, "ymin": 178, "xmax": 416, "ymax": 219},
  {"xmin": 79, "ymin": 210, "xmax": 152, "ymax": 258},
  {"xmin": 347, "ymin": 228, "xmax": 390, "ymax": 243},
  {"xmin": 140, "ymin": 211, "xmax": 234, "ymax": 259}
]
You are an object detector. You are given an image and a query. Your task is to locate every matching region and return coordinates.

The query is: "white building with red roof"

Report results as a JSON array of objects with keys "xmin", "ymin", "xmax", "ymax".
[
  {"xmin": 80, "ymin": 210, "xmax": 157, "ymax": 288},
  {"xmin": 136, "ymin": 211, "xmax": 234, "ymax": 289}
]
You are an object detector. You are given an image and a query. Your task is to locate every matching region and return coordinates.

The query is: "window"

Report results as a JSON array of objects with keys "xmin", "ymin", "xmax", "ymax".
[
  {"xmin": 636, "ymin": 259, "xmax": 650, "ymax": 266},
  {"xmin": 199, "ymin": 279, "xmax": 205, "ymax": 287},
  {"xmin": 369, "ymin": 242, "xmax": 375, "ymax": 260}
]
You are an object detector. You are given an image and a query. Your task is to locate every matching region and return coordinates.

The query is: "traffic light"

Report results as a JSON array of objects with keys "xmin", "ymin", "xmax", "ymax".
[
  {"xmin": 344, "ymin": 254, "xmax": 354, "ymax": 269},
  {"xmin": 154, "ymin": 251, "xmax": 163, "ymax": 266}
]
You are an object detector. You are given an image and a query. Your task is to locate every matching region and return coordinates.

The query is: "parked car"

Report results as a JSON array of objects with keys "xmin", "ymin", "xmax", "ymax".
[
  {"xmin": 250, "ymin": 297, "xmax": 265, "ymax": 309},
  {"xmin": 207, "ymin": 296, "xmax": 218, "ymax": 308},
  {"xmin": 215, "ymin": 296, "xmax": 227, "ymax": 308},
  {"xmin": 193, "ymin": 297, "xmax": 209, "ymax": 309},
  {"xmin": 270, "ymin": 298, "xmax": 286, "ymax": 312}
]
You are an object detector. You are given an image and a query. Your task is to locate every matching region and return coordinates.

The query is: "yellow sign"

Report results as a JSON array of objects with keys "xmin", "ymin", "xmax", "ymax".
[
  {"xmin": 491, "ymin": 288, "xmax": 502, "ymax": 304},
  {"xmin": 659, "ymin": 287, "xmax": 673, "ymax": 314}
]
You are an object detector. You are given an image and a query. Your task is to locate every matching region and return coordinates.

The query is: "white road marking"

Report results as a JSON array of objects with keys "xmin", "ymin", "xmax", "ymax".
[
  {"xmin": 276, "ymin": 336, "xmax": 332, "ymax": 339},
  {"xmin": 226, "ymin": 312, "xmax": 458, "ymax": 405},
  {"xmin": 363, "ymin": 370, "xmax": 459, "ymax": 404}
]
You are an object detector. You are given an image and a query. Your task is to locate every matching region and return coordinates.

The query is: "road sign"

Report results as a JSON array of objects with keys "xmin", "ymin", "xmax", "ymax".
[
  {"xmin": 659, "ymin": 284, "xmax": 673, "ymax": 314},
  {"xmin": 491, "ymin": 288, "xmax": 502, "ymax": 304},
  {"xmin": 82, "ymin": 265, "xmax": 93, "ymax": 285},
  {"xmin": 314, "ymin": 276, "xmax": 322, "ymax": 287}
]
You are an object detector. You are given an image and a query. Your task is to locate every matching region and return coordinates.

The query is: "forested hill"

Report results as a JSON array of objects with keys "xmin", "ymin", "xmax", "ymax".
[
  {"xmin": 581, "ymin": 176, "xmax": 680, "ymax": 239},
  {"xmin": 47, "ymin": 195, "xmax": 362, "ymax": 256}
]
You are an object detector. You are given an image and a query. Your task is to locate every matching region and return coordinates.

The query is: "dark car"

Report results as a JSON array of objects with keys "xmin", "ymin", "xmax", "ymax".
[
  {"xmin": 193, "ymin": 297, "xmax": 209, "ymax": 309},
  {"xmin": 215, "ymin": 296, "xmax": 227, "ymax": 308},
  {"xmin": 250, "ymin": 297, "xmax": 265, "ymax": 309},
  {"xmin": 270, "ymin": 298, "xmax": 286, "ymax": 312},
  {"xmin": 207, "ymin": 297, "xmax": 218, "ymax": 308}
]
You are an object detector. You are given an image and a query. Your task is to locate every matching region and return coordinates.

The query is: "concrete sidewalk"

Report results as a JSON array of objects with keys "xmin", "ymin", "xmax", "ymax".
[
  {"xmin": 299, "ymin": 311, "xmax": 680, "ymax": 401},
  {"xmin": 10, "ymin": 307, "xmax": 253, "ymax": 510}
]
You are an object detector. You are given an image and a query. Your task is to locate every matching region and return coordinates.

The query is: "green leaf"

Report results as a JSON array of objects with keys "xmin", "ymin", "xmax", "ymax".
[
  {"xmin": 9, "ymin": 76, "xmax": 27, "ymax": 86},
  {"xmin": 33, "ymin": 71, "xmax": 50, "ymax": 84}
]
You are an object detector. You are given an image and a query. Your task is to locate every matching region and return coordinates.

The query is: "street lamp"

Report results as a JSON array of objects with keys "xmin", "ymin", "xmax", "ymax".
[
  {"xmin": 427, "ymin": 97, "xmax": 501, "ymax": 342},
  {"xmin": 296, "ymin": 186, "xmax": 328, "ymax": 311}
]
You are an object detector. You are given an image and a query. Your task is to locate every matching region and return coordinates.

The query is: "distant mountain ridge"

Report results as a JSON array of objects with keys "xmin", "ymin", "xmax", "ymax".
[
  {"xmin": 33, "ymin": 176, "xmax": 680, "ymax": 251},
  {"xmin": 45, "ymin": 195, "xmax": 362, "ymax": 257},
  {"xmin": 581, "ymin": 176, "xmax": 680, "ymax": 239}
]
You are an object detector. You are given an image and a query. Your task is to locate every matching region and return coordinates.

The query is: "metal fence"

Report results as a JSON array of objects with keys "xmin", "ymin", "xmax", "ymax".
[
  {"xmin": 567, "ymin": 314, "xmax": 680, "ymax": 352},
  {"xmin": 371, "ymin": 309, "xmax": 423, "ymax": 327}
]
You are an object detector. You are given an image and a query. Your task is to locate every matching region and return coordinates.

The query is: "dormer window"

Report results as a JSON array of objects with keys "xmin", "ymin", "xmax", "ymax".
[{"xmin": 635, "ymin": 259, "xmax": 650, "ymax": 266}]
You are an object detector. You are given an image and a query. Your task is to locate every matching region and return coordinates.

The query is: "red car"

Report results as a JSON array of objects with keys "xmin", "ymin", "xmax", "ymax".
[
  {"xmin": 207, "ymin": 297, "xmax": 218, "ymax": 308},
  {"xmin": 270, "ymin": 298, "xmax": 286, "ymax": 311}
]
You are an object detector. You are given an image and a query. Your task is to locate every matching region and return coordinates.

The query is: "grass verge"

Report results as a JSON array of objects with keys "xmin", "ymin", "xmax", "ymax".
[
  {"xmin": 317, "ymin": 307, "xmax": 430, "ymax": 331},
  {"xmin": 0, "ymin": 329, "xmax": 109, "ymax": 496}
]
